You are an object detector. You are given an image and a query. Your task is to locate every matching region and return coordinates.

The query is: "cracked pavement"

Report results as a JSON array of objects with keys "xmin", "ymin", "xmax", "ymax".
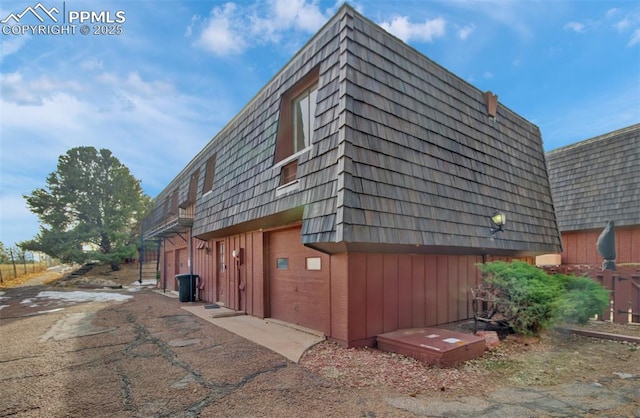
[
  {"xmin": 0, "ymin": 285, "xmax": 406, "ymax": 417},
  {"xmin": 2, "ymin": 284, "xmax": 639, "ymax": 417}
]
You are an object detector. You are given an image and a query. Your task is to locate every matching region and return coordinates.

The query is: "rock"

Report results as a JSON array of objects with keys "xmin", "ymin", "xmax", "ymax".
[{"xmin": 475, "ymin": 330, "xmax": 500, "ymax": 350}]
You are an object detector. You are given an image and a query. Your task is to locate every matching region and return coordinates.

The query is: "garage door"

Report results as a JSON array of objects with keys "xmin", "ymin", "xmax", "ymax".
[{"xmin": 268, "ymin": 226, "xmax": 328, "ymax": 332}]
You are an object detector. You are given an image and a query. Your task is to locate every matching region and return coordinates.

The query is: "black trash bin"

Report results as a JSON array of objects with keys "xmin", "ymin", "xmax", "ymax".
[{"xmin": 176, "ymin": 273, "xmax": 198, "ymax": 302}]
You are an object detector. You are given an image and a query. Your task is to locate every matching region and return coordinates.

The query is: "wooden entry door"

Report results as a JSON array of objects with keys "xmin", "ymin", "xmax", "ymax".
[
  {"xmin": 216, "ymin": 241, "xmax": 226, "ymax": 303},
  {"xmin": 175, "ymin": 248, "xmax": 189, "ymax": 291},
  {"xmin": 164, "ymin": 250, "xmax": 175, "ymax": 290}
]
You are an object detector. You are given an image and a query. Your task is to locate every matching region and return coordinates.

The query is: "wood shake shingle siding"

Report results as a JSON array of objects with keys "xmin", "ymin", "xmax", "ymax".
[
  {"xmin": 189, "ymin": 15, "xmax": 344, "ymax": 239},
  {"xmin": 146, "ymin": 5, "xmax": 560, "ymax": 256},
  {"xmin": 332, "ymin": 10, "xmax": 560, "ymax": 254},
  {"xmin": 546, "ymin": 124, "xmax": 640, "ymax": 232}
]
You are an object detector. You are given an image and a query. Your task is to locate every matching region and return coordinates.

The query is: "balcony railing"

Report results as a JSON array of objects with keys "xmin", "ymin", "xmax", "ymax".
[{"xmin": 142, "ymin": 204, "xmax": 194, "ymax": 240}]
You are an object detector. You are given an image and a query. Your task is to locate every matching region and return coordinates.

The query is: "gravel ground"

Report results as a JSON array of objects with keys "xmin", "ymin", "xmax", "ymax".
[
  {"xmin": 301, "ymin": 325, "xmax": 640, "ymax": 397},
  {"xmin": 2, "ymin": 264, "xmax": 639, "ymax": 417}
]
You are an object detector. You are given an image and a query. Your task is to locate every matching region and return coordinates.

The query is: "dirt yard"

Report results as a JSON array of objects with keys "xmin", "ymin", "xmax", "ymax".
[
  {"xmin": 58, "ymin": 264, "xmax": 640, "ymax": 398},
  {"xmin": 51, "ymin": 263, "xmax": 640, "ymax": 396},
  {"xmin": 3, "ymin": 263, "xmax": 637, "ymax": 416}
]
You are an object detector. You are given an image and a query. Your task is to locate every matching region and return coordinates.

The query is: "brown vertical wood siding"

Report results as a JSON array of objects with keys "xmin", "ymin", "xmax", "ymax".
[
  {"xmin": 561, "ymin": 227, "xmax": 640, "ymax": 265},
  {"xmin": 343, "ymin": 253, "xmax": 484, "ymax": 347},
  {"xmin": 160, "ymin": 235, "xmax": 189, "ymax": 291},
  {"xmin": 163, "ymin": 227, "xmax": 543, "ymax": 347},
  {"xmin": 191, "ymin": 239, "xmax": 215, "ymax": 304},
  {"xmin": 329, "ymin": 253, "xmax": 348, "ymax": 341},
  {"xmin": 190, "ymin": 231, "xmax": 266, "ymax": 317}
]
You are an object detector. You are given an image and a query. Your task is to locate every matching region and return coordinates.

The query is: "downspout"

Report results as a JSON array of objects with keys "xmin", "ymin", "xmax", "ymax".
[
  {"xmin": 161, "ymin": 238, "xmax": 166, "ymax": 292},
  {"xmin": 189, "ymin": 227, "xmax": 194, "ymax": 277},
  {"xmin": 155, "ymin": 239, "xmax": 161, "ymax": 290},
  {"xmin": 138, "ymin": 232, "xmax": 143, "ymax": 284},
  {"xmin": 189, "ymin": 226, "xmax": 194, "ymax": 302},
  {"xmin": 238, "ymin": 263, "xmax": 242, "ymax": 312}
]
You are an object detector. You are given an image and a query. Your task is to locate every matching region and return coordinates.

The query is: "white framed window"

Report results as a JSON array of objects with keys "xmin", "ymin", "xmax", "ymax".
[{"xmin": 292, "ymin": 85, "xmax": 318, "ymax": 153}]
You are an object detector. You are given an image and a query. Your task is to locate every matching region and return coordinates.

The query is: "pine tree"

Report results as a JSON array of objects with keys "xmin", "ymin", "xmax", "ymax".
[{"xmin": 22, "ymin": 147, "xmax": 151, "ymax": 268}]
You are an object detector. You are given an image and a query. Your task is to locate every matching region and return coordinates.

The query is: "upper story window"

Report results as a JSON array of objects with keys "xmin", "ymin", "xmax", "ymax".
[
  {"xmin": 187, "ymin": 170, "xmax": 199, "ymax": 202},
  {"xmin": 292, "ymin": 85, "xmax": 317, "ymax": 153},
  {"xmin": 164, "ymin": 189, "xmax": 178, "ymax": 217},
  {"xmin": 179, "ymin": 169, "xmax": 199, "ymax": 208},
  {"xmin": 202, "ymin": 154, "xmax": 216, "ymax": 193},
  {"xmin": 274, "ymin": 67, "xmax": 320, "ymax": 165},
  {"xmin": 170, "ymin": 190, "xmax": 178, "ymax": 214}
]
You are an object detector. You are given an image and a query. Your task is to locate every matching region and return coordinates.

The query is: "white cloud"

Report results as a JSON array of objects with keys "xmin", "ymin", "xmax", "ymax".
[
  {"xmin": 192, "ymin": 3, "xmax": 246, "ymax": 56},
  {"xmin": 269, "ymin": 0, "xmax": 327, "ymax": 32},
  {"xmin": 0, "ymin": 69, "xmax": 222, "ymax": 203},
  {"xmin": 0, "ymin": 72, "xmax": 82, "ymax": 105},
  {"xmin": 445, "ymin": 0, "xmax": 536, "ymax": 40},
  {"xmin": 458, "ymin": 23, "xmax": 475, "ymax": 40},
  {"xmin": 614, "ymin": 16, "xmax": 631, "ymax": 31},
  {"xmin": 249, "ymin": 0, "xmax": 328, "ymax": 43},
  {"xmin": 483, "ymin": 71, "xmax": 494, "ymax": 79},
  {"xmin": 124, "ymin": 72, "xmax": 174, "ymax": 98},
  {"xmin": 0, "ymin": 35, "xmax": 28, "ymax": 61},
  {"xmin": 606, "ymin": 8, "xmax": 620, "ymax": 19},
  {"xmin": 378, "ymin": 15, "xmax": 446, "ymax": 43},
  {"xmin": 608, "ymin": 10, "xmax": 640, "ymax": 46},
  {"xmin": 189, "ymin": 0, "xmax": 330, "ymax": 56},
  {"xmin": 564, "ymin": 21, "xmax": 585, "ymax": 33}
]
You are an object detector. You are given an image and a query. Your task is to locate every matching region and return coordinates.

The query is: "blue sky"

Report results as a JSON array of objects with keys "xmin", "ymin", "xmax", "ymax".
[{"xmin": 1, "ymin": 0, "xmax": 639, "ymax": 248}]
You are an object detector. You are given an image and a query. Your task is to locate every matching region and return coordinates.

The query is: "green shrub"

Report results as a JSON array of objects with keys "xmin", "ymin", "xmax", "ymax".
[
  {"xmin": 476, "ymin": 261, "xmax": 612, "ymax": 335},
  {"xmin": 476, "ymin": 261, "xmax": 564, "ymax": 335},
  {"xmin": 554, "ymin": 274, "xmax": 610, "ymax": 325}
]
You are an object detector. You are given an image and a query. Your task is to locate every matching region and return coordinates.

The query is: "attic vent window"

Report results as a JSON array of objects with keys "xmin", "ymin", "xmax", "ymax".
[
  {"xmin": 280, "ymin": 160, "xmax": 298, "ymax": 185},
  {"xmin": 483, "ymin": 91, "xmax": 498, "ymax": 118}
]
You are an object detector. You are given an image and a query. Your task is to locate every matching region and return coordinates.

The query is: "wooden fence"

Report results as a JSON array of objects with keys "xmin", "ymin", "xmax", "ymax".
[{"xmin": 543, "ymin": 264, "xmax": 640, "ymax": 325}]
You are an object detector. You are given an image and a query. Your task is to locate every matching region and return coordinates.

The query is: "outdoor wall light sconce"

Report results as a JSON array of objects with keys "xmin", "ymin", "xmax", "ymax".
[
  {"xmin": 232, "ymin": 249, "xmax": 243, "ymax": 265},
  {"xmin": 490, "ymin": 211, "xmax": 506, "ymax": 236}
]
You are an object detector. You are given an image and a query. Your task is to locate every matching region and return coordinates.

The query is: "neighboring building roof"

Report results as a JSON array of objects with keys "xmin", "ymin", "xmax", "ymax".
[
  {"xmin": 546, "ymin": 123, "xmax": 640, "ymax": 232},
  {"xmin": 145, "ymin": 4, "xmax": 562, "ymax": 256}
]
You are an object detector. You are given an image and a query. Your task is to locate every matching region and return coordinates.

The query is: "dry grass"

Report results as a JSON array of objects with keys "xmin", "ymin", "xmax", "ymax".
[{"xmin": 0, "ymin": 262, "xmax": 53, "ymax": 287}]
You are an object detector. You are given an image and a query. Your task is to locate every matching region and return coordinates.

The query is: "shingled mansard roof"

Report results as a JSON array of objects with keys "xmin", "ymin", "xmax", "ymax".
[
  {"xmin": 546, "ymin": 123, "xmax": 640, "ymax": 232},
  {"xmin": 147, "ymin": 4, "xmax": 562, "ymax": 256}
]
